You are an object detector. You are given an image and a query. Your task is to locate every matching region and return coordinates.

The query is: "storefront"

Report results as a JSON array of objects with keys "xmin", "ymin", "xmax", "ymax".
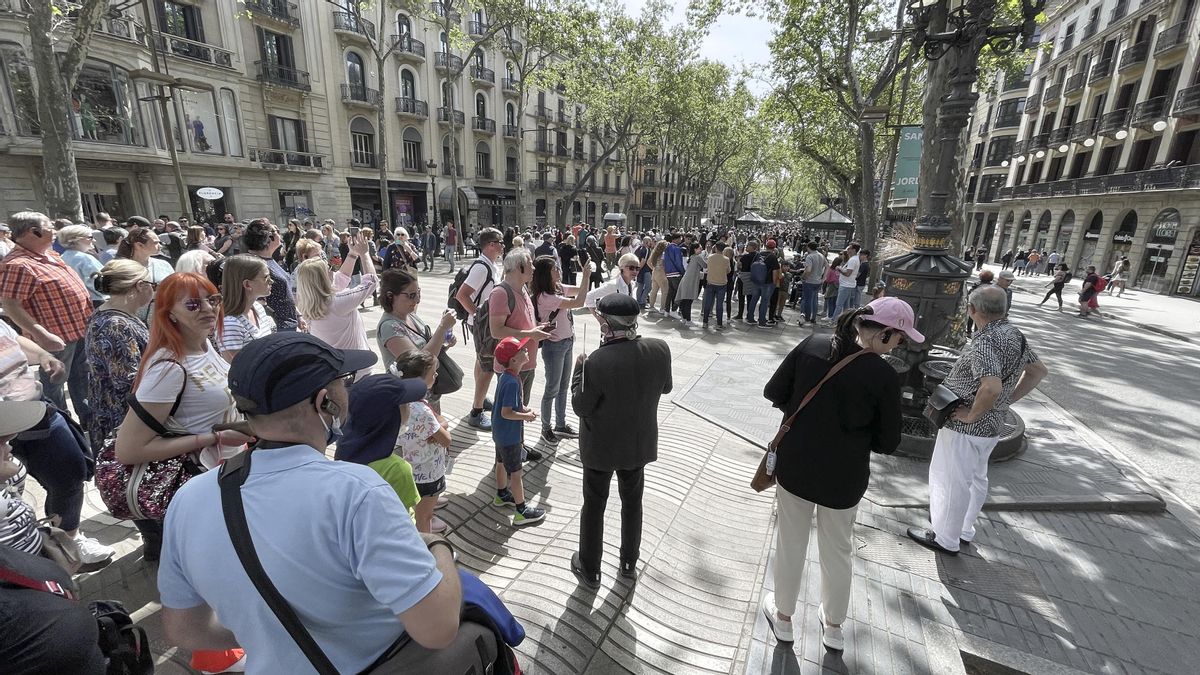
[
  {"xmin": 474, "ymin": 187, "xmax": 517, "ymax": 229},
  {"xmin": 1105, "ymin": 211, "xmax": 1138, "ymax": 274},
  {"xmin": 1174, "ymin": 228, "xmax": 1200, "ymax": 298},
  {"xmin": 1034, "ymin": 211, "xmax": 1051, "ymax": 251},
  {"xmin": 188, "ymin": 185, "xmax": 232, "ymax": 225},
  {"xmin": 1075, "ymin": 211, "xmax": 1103, "ymax": 274},
  {"xmin": 1053, "ymin": 210, "xmax": 1074, "ymax": 257},
  {"xmin": 347, "ymin": 178, "xmax": 427, "ymax": 230},
  {"xmin": 1135, "ymin": 209, "xmax": 1180, "ymax": 294},
  {"xmin": 80, "ymin": 178, "xmax": 136, "ymax": 223}
]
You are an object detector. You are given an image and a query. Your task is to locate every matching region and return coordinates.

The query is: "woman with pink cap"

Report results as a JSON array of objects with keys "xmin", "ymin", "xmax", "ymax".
[{"xmin": 758, "ymin": 297, "xmax": 918, "ymax": 654}]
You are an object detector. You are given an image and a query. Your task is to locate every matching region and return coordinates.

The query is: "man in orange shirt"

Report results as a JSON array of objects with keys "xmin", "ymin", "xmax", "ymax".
[{"xmin": 603, "ymin": 226, "xmax": 619, "ymax": 277}]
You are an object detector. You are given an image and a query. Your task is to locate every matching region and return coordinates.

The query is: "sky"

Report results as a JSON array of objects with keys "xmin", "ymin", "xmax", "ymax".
[{"xmin": 614, "ymin": 0, "xmax": 777, "ymax": 97}]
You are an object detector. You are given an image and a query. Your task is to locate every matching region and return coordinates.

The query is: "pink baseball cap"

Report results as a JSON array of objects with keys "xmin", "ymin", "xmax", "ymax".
[{"xmin": 866, "ymin": 297, "xmax": 924, "ymax": 343}]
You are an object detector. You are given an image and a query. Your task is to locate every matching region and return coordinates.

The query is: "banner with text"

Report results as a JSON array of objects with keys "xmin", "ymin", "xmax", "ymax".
[{"xmin": 891, "ymin": 125, "xmax": 924, "ymax": 205}]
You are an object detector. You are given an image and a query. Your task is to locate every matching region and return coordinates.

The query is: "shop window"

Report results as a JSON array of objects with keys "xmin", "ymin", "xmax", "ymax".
[
  {"xmin": 220, "ymin": 88, "xmax": 242, "ymax": 156},
  {"xmin": 179, "ymin": 89, "xmax": 223, "ymax": 154},
  {"xmin": 278, "ymin": 190, "xmax": 313, "ymax": 222},
  {"xmin": 0, "ymin": 44, "xmax": 38, "ymax": 135},
  {"xmin": 72, "ymin": 61, "xmax": 140, "ymax": 145}
]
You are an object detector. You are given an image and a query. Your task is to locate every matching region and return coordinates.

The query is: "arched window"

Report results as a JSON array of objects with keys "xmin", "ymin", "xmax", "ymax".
[
  {"xmin": 475, "ymin": 92, "xmax": 487, "ymax": 118},
  {"xmin": 440, "ymin": 32, "xmax": 449, "ymax": 53},
  {"xmin": 350, "ymin": 116, "xmax": 375, "ymax": 167},
  {"xmin": 473, "ymin": 49, "xmax": 485, "ymax": 68},
  {"xmin": 442, "ymin": 134, "xmax": 460, "ymax": 172},
  {"xmin": 402, "ymin": 126, "xmax": 423, "ymax": 171},
  {"xmin": 505, "ymin": 146, "xmax": 518, "ymax": 182},
  {"xmin": 396, "ymin": 13, "xmax": 411, "ymax": 36},
  {"xmin": 346, "ymin": 51, "xmax": 365, "ymax": 89},
  {"xmin": 475, "ymin": 141, "xmax": 491, "ymax": 177},
  {"xmin": 505, "ymin": 102, "xmax": 516, "ymax": 126},
  {"xmin": 400, "ymin": 69, "xmax": 416, "ymax": 99},
  {"xmin": 441, "ymin": 80, "xmax": 454, "ymax": 108},
  {"xmin": 506, "ymin": 61, "xmax": 516, "ymax": 80}
]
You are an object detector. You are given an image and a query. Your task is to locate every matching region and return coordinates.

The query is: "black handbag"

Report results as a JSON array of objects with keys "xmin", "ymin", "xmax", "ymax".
[
  {"xmin": 922, "ymin": 384, "xmax": 962, "ymax": 429},
  {"xmin": 422, "ymin": 324, "xmax": 463, "ymax": 396}
]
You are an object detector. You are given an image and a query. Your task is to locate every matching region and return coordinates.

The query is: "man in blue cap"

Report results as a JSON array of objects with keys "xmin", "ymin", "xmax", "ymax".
[{"xmin": 157, "ymin": 332, "xmax": 493, "ymax": 673}]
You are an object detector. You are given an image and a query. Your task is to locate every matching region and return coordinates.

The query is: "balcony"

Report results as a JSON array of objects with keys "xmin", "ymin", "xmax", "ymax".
[
  {"xmin": 467, "ymin": 20, "xmax": 488, "ymax": 36},
  {"xmin": 1011, "ymin": 139, "xmax": 1029, "ymax": 157},
  {"xmin": 394, "ymin": 97, "xmax": 428, "ymax": 118},
  {"xmin": 1042, "ymin": 83, "xmax": 1062, "ymax": 106},
  {"xmin": 440, "ymin": 166, "xmax": 464, "ymax": 177},
  {"xmin": 437, "ymin": 107, "xmax": 465, "ymax": 125},
  {"xmin": 535, "ymin": 105, "xmax": 552, "ymax": 120},
  {"xmin": 244, "ymin": 0, "xmax": 300, "ymax": 29},
  {"xmin": 250, "ymin": 147, "xmax": 326, "ymax": 172},
  {"xmin": 476, "ymin": 166, "xmax": 493, "ymax": 179},
  {"xmin": 1048, "ymin": 126, "xmax": 1071, "ymax": 147},
  {"xmin": 996, "ymin": 165, "xmax": 1200, "ymax": 200},
  {"xmin": 1154, "ymin": 22, "xmax": 1189, "ymax": 56},
  {"xmin": 557, "ymin": 111, "xmax": 571, "ymax": 125},
  {"xmin": 350, "ymin": 152, "xmax": 377, "ymax": 169},
  {"xmin": 1131, "ymin": 96, "xmax": 1168, "ymax": 128},
  {"xmin": 1097, "ymin": 108, "xmax": 1130, "ymax": 136},
  {"xmin": 341, "ymin": 84, "xmax": 380, "ymax": 107},
  {"xmin": 472, "ymin": 117, "xmax": 495, "ymax": 134},
  {"xmin": 470, "ymin": 65, "xmax": 495, "ymax": 85},
  {"xmin": 431, "ymin": 2, "xmax": 461, "ymax": 21},
  {"xmin": 152, "ymin": 34, "xmax": 234, "ymax": 69},
  {"xmin": 1064, "ymin": 72, "xmax": 1086, "ymax": 96},
  {"xmin": 401, "ymin": 160, "xmax": 427, "ymax": 174},
  {"xmin": 434, "ymin": 52, "xmax": 463, "ymax": 73},
  {"xmin": 255, "ymin": 61, "xmax": 311, "ymax": 91},
  {"xmin": 332, "ymin": 11, "xmax": 375, "ymax": 41},
  {"xmin": 502, "ymin": 77, "xmax": 520, "ymax": 95},
  {"xmin": 1119, "ymin": 42, "xmax": 1149, "ymax": 71},
  {"xmin": 390, "ymin": 35, "xmax": 425, "ymax": 61},
  {"xmin": 1029, "ymin": 133, "xmax": 1050, "ymax": 152},
  {"xmin": 994, "ymin": 113, "xmax": 1021, "ymax": 129},
  {"xmin": 502, "ymin": 37, "xmax": 523, "ymax": 54},
  {"xmin": 535, "ymin": 139, "xmax": 553, "ymax": 154},
  {"xmin": 502, "ymin": 124, "xmax": 519, "ymax": 138},
  {"xmin": 1025, "ymin": 95, "xmax": 1042, "ymax": 115},
  {"xmin": 1090, "ymin": 58, "xmax": 1114, "ymax": 84},
  {"xmin": 1173, "ymin": 84, "xmax": 1200, "ymax": 121},
  {"xmin": 1070, "ymin": 118, "xmax": 1097, "ymax": 142},
  {"xmin": 505, "ymin": 170, "xmax": 519, "ymax": 183}
]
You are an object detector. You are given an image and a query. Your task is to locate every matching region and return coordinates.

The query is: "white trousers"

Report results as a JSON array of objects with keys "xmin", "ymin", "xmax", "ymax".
[
  {"xmin": 772, "ymin": 487, "xmax": 857, "ymax": 621},
  {"xmin": 928, "ymin": 427, "xmax": 999, "ymax": 551}
]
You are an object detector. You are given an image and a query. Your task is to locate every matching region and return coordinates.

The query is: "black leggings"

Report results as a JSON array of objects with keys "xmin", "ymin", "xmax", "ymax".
[
  {"xmin": 1041, "ymin": 284, "xmax": 1064, "ymax": 307},
  {"xmin": 678, "ymin": 299, "xmax": 694, "ymax": 322}
]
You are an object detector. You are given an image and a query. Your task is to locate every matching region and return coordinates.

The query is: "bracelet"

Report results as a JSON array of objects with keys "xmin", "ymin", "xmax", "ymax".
[
  {"xmin": 426, "ymin": 538, "xmax": 456, "ymax": 560},
  {"xmin": 215, "ymin": 430, "xmax": 223, "ymax": 447}
]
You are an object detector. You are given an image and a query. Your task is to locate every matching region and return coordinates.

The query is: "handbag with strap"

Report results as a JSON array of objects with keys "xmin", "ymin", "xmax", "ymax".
[
  {"xmin": 751, "ymin": 350, "xmax": 870, "ymax": 493},
  {"xmin": 395, "ymin": 318, "xmax": 464, "ymax": 396},
  {"xmin": 94, "ymin": 359, "xmax": 205, "ymax": 521},
  {"xmin": 922, "ymin": 334, "xmax": 1027, "ymax": 429}
]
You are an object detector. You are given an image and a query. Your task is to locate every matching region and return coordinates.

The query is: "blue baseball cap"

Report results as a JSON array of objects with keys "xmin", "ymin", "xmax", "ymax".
[{"xmin": 229, "ymin": 332, "xmax": 377, "ymax": 415}]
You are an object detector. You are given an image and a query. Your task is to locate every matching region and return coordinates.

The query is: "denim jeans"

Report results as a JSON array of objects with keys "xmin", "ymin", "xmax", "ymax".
[
  {"xmin": 41, "ymin": 340, "xmax": 90, "ymax": 426},
  {"xmin": 445, "ymin": 243, "xmax": 456, "ymax": 271},
  {"xmin": 10, "ymin": 408, "xmax": 90, "ymax": 531},
  {"xmin": 832, "ymin": 286, "xmax": 858, "ymax": 320},
  {"xmin": 748, "ymin": 282, "xmax": 774, "ymax": 323},
  {"xmin": 539, "ymin": 337, "xmax": 573, "ymax": 430},
  {"xmin": 801, "ymin": 282, "xmax": 821, "ymax": 322},
  {"xmin": 702, "ymin": 283, "xmax": 727, "ymax": 323},
  {"xmin": 636, "ymin": 269, "xmax": 651, "ymax": 306}
]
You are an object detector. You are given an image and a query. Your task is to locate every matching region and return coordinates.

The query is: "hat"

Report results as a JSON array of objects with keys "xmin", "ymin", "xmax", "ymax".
[
  {"xmin": 998, "ymin": 270, "xmax": 1016, "ymax": 280},
  {"xmin": 494, "ymin": 337, "xmax": 531, "ymax": 367},
  {"xmin": 0, "ymin": 400, "xmax": 46, "ymax": 436},
  {"xmin": 334, "ymin": 374, "xmax": 428, "ymax": 465},
  {"xmin": 0, "ymin": 224, "xmax": 12, "ymax": 233},
  {"xmin": 765, "ymin": 239, "xmax": 777, "ymax": 249},
  {"xmin": 597, "ymin": 293, "xmax": 640, "ymax": 317},
  {"xmin": 865, "ymin": 297, "xmax": 924, "ymax": 343},
  {"xmin": 229, "ymin": 333, "xmax": 377, "ymax": 414}
]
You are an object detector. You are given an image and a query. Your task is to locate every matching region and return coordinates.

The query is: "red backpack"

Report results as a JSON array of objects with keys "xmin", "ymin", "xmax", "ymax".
[{"xmin": 1093, "ymin": 275, "xmax": 1108, "ymax": 292}]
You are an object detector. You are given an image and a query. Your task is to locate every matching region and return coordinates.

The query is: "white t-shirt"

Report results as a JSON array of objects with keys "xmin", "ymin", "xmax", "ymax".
[
  {"xmin": 462, "ymin": 255, "xmax": 500, "ymax": 320},
  {"xmin": 839, "ymin": 256, "xmax": 861, "ymax": 288},
  {"xmin": 135, "ymin": 345, "xmax": 240, "ymax": 469}
]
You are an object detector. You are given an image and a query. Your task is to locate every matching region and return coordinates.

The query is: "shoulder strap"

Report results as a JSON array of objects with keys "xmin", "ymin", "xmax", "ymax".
[
  {"xmin": 770, "ymin": 350, "xmax": 870, "ymax": 449},
  {"xmin": 468, "ymin": 260, "xmax": 492, "ymax": 307},
  {"xmin": 219, "ymin": 451, "xmax": 340, "ymax": 674},
  {"xmin": 0, "ymin": 565, "xmax": 76, "ymax": 600},
  {"xmin": 126, "ymin": 359, "xmax": 187, "ymax": 435}
]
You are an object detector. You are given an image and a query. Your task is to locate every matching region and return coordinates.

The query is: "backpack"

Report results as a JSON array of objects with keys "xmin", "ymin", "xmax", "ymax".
[
  {"xmin": 473, "ymin": 281, "xmax": 517, "ymax": 360},
  {"xmin": 750, "ymin": 254, "xmax": 768, "ymax": 285},
  {"xmin": 91, "ymin": 600, "xmax": 155, "ymax": 675},
  {"xmin": 448, "ymin": 260, "xmax": 494, "ymax": 322},
  {"xmin": 1093, "ymin": 275, "xmax": 1108, "ymax": 292}
]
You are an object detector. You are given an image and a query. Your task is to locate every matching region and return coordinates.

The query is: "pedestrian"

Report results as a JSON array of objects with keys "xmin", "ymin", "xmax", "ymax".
[
  {"xmin": 1077, "ymin": 265, "xmax": 1101, "ymax": 317},
  {"xmin": 1000, "ymin": 249, "xmax": 1013, "ymax": 270},
  {"xmin": 1025, "ymin": 249, "xmax": 1041, "ymax": 276},
  {"xmin": 1013, "ymin": 249, "xmax": 1028, "ymax": 275},
  {"xmin": 603, "ymin": 225, "xmax": 619, "ymax": 276},
  {"xmin": 491, "ymin": 337, "xmax": 546, "ymax": 526},
  {"xmin": 444, "ymin": 221, "xmax": 458, "ymax": 272},
  {"xmin": 908, "ymin": 286, "xmax": 1046, "ymax": 557},
  {"xmin": 702, "ymin": 241, "xmax": 730, "ymax": 329},
  {"xmin": 823, "ymin": 256, "xmax": 842, "ymax": 321},
  {"xmin": 1038, "ymin": 263, "xmax": 1072, "ymax": 310},
  {"xmin": 570, "ymin": 293, "xmax": 672, "ymax": 588},
  {"xmin": 1108, "ymin": 256, "xmax": 1130, "ymax": 296},
  {"xmin": 661, "ymin": 233, "xmax": 686, "ymax": 317},
  {"xmin": 646, "ymin": 240, "xmax": 669, "ymax": 313},
  {"xmin": 831, "ymin": 242, "xmax": 862, "ymax": 320},
  {"xmin": 244, "ymin": 220, "xmax": 300, "ymax": 331},
  {"xmin": 217, "ymin": 255, "xmax": 277, "ymax": 362},
  {"xmin": 736, "ymin": 240, "xmax": 758, "ymax": 322},
  {"xmin": 454, "ymin": 227, "xmax": 504, "ymax": 430},
  {"xmin": 675, "ymin": 241, "xmax": 706, "ymax": 327},
  {"xmin": 852, "ymin": 249, "xmax": 871, "ymax": 309},
  {"xmin": 531, "ymin": 254, "xmax": 590, "ymax": 444},
  {"xmin": 799, "ymin": 241, "xmax": 826, "ymax": 325},
  {"xmin": 116, "ymin": 223, "xmax": 175, "ymax": 322},
  {"xmin": 760, "ymin": 297, "xmax": 910, "ymax": 652},
  {"xmin": 996, "ymin": 270, "xmax": 1015, "ymax": 314},
  {"xmin": 975, "ymin": 247, "xmax": 987, "ymax": 271},
  {"xmin": 295, "ymin": 232, "xmax": 378, "ymax": 366},
  {"xmin": 635, "ymin": 236, "xmax": 653, "ymax": 308},
  {"xmin": 392, "ymin": 350, "xmax": 452, "ymax": 534},
  {"xmin": 965, "ymin": 270, "xmax": 994, "ymax": 338}
]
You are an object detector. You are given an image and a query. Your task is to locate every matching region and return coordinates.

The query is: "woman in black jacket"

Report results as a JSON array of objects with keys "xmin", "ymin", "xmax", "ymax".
[{"xmin": 759, "ymin": 297, "xmax": 914, "ymax": 654}]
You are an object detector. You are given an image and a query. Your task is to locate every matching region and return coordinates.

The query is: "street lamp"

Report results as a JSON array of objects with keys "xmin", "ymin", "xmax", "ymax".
[{"xmin": 426, "ymin": 159, "xmax": 440, "ymax": 231}]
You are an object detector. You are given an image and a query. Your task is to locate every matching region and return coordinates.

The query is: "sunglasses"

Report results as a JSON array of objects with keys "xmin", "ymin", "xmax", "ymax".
[
  {"xmin": 397, "ymin": 289, "xmax": 421, "ymax": 301},
  {"xmin": 138, "ymin": 280, "xmax": 159, "ymax": 291},
  {"xmin": 183, "ymin": 294, "xmax": 222, "ymax": 312}
]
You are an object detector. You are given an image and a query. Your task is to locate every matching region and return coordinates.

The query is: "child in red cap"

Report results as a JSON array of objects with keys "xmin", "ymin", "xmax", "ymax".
[{"xmin": 492, "ymin": 337, "xmax": 545, "ymax": 526}]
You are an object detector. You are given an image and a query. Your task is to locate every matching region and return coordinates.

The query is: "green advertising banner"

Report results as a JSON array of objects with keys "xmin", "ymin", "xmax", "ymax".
[{"xmin": 891, "ymin": 125, "xmax": 923, "ymax": 202}]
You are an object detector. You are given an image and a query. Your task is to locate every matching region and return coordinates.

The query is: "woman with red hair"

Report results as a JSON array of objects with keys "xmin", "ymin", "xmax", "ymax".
[{"xmin": 114, "ymin": 272, "xmax": 252, "ymax": 674}]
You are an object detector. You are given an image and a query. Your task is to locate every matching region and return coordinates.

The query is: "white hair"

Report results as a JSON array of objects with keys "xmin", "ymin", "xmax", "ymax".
[
  {"xmin": 969, "ymin": 285, "xmax": 1008, "ymax": 318},
  {"xmin": 175, "ymin": 249, "xmax": 215, "ymax": 275},
  {"xmin": 503, "ymin": 246, "xmax": 532, "ymax": 274}
]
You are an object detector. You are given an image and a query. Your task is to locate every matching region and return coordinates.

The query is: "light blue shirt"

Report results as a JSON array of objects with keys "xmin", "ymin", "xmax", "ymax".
[
  {"xmin": 157, "ymin": 444, "xmax": 442, "ymax": 674},
  {"xmin": 61, "ymin": 249, "xmax": 106, "ymax": 302}
]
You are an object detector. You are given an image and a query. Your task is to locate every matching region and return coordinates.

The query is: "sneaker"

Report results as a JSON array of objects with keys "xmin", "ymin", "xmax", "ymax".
[
  {"xmin": 819, "ymin": 604, "xmax": 844, "ymax": 652},
  {"xmin": 761, "ymin": 592, "xmax": 794, "ymax": 643},
  {"xmin": 620, "ymin": 561, "xmax": 637, "ymax": 579},
  {"xmin": 483, "ymin": 397, "xmax": 494, "ymax": 412},
  {"xmin": 74, "ymin": 533, "xmax": 114, "ymax": 565},
  {"xmin": 766, "ymin": 320, "xmax": 778, "ymax": 327},
  {"xmin": 513, "ymin": 505, "xmax": 545, "ymax": 526},
  {"xmin": 435, "ymin": 494, "xmax": 450, "ymax": 510},
  {"xmin": 702, "ymin": 321, "xmax": 709, "ymax": 329},
  {"xmin": 571, "ymin": 552, "xmax": 602, "ymax": 589},
  {"xmin": 492, "ymin": 491, "xmax": 516, "ymax": 508},
  {"xmin": 466, "ymin": 410, "xmax": 492, "ymax": 430},
  {"xmin": 553, "ymin": 424, "xmax": 578, "ymax": 438},
  {"xmin": 429, "ymin": 515, "xmax": 447, "ymax": 533},
  {"xmin": 525, "ymin": 446, "xmax": 543, "ymax": 462},
  {"xmin": 756, "ymin": 322, "xmax": 770, "ymax": 329},
  {"xmin": 541, "ymin": 428, "xmax": 559, "ymax": 444}
]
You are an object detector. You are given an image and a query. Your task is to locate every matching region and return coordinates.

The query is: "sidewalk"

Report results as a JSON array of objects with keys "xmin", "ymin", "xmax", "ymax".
[
  {"xmin": 977, "ymin": 262, "xmax": 1200, "ymax": 342},
  {"xmin": 26, "ymin": 267, "xmax": 1200, "ymax": 674}
]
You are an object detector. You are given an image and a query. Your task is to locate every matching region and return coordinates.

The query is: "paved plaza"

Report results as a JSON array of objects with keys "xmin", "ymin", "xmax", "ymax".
[{"xmin": 30, "ymin": 268, "xmax": 1200, "ymax": 674}]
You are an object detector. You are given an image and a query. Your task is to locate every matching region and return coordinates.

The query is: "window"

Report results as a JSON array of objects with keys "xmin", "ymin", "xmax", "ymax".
[
  {"xmin": 442, "ymin": 135, "xmax": 460, "ymax": 172},
  {"xmin": 473, "ymin": 50, "xmax": 484, "ymax": 68},
  {"xmin": 220, "ymin": 88, "xmax": 242, "ymax": 156},
  {"xmin": 985, "ymin": 137, "xmax": 1014, "ymax": 166},
  {"xmin": 505, "ymin": 102, "xmax": 516, "ymax": 126},
  {"xmin": 505, "ymin": 148, "xmax": 518, "ymax": 181},
  {"xmin": 0, "ymin": 44, "xmax": 39, "ymax": 135},
  {"xmin": 257, "ymin": 28, "xmax": 297, "ymax": 80},
  {"xmin": 400, "ymin": 69, "xmax": 416, "ymax": 99},
  {"xmin": 1060, "ymin": 23, "xmax": 1075, "ymax": 53},
  {"xmin": 350, "ymin": 117, "xmax": 375, "ymax": 167},
  {"xmin": 440, "ymin": 32, "xmax": 449, "ymax": 53},
  {"xmin": 268, "ymin": 115, "xmax": 306, "ymax": 152},
  {"xmin": 396, "ymin": 13, "xmax": 411, "ymax": 36},
  {"xmin": 346, "ymin": 51, "xmax": 365, "ymax": 89},
  {"xmin": 476, "ymin": 92, "xmax": 487, "ymax": 118},
  {"xmin": 179, "ymin": 89, "xmax": 222, "ymax": 153},
  {"xmin": 278, "ymin": 190, "xmax": 312, "ymax": 221},
  {"xmin": 402, "ymin": 127, "xmax": 422, "ymax": 170},
  {"xmin": 158, "ymin": 0, "xmax": 204, "ymax": 41},
  {"xmin": 72, "ymin": 61, "xmax": 140, "ymax": 145},
  {"xmin": 441, "ymin": 80, "xmax": 454, "ymax": 108},
  {"xmin": 476, "ymin": 141, "xmax": 491, "ymax": 176}
]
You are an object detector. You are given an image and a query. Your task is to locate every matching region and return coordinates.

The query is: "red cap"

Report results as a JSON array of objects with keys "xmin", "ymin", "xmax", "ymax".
[
  {"xmin": 766, "ymin": 239, "xmax": 777, "ymax": 249},
  {"xmin": 494, "ymin": 337, "xmax": 531, "ymax": 367}
]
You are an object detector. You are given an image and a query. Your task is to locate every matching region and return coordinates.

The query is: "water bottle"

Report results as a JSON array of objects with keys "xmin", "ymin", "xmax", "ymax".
[{"xmin": 444, "ymin": 327, "xmax": 455, "ymax": 344}]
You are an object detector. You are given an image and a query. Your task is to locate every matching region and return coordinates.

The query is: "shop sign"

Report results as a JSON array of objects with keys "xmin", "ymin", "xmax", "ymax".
[
  {"xmin": 195, "ymin": 187, "xmax": 224, "ymax": 200},
  {"xmin": 1112, "ymin": 232, "xmax": 1134, "ymax": 244},
  {"xmin": 80, "ymin": 180, "xmax": 119, "ymax": 194},
  {"xmin": 1150, "ymin": 210, "xmax": 1180, "ymax": 243}
]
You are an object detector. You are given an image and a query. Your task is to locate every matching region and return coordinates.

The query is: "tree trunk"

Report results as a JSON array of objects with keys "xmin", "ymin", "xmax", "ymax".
[
  {"xmin": 857, "ymin": 122, "xmax": 879, "ymax": 258},
  {"xmin": 916, "ymin": 3, "xmax": 954, "ymax": 220},
  {"xmin": 376, "ymin": 53, "xmax": 390, "ymax": 228}
]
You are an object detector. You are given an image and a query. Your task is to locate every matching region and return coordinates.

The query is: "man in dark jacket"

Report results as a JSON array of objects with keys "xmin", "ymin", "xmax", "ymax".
[{"xmin": 569, "ymin": 294, "xmax": 672, "ymax": 588}]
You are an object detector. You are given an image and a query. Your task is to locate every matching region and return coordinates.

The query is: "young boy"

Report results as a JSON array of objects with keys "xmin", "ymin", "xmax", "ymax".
[
  {"xmin": 333, "ymin": 373, "xmax": 426, "ymax": 520},
  {"xmin": 492, "ymin": 337, "xmax": 545, "ymax": 526},
  {"xmin": 393, "ymin": 350, "xmax": 452, "ymax": 534}
]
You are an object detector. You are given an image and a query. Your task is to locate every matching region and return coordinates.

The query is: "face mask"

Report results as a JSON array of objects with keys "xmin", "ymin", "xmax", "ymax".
[{"xmin": 319, "ymin": 407, "xmax": 345, "ymax": 445}]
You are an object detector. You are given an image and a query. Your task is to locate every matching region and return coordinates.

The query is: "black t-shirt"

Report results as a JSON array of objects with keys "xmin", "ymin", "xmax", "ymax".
[
  {"xmin": 739, "ymin": 252, "xmax": 757, "ymax": 276},
  {"xmin": 764, "ymin": 252, "xmax": 781, "ymax": 280},
  {"xmin": 855, "ymin": 260, "xmax": 870, "ymax": 288}
]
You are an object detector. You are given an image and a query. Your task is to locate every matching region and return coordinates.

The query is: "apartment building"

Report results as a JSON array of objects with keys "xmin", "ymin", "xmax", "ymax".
[
  {"xmin": 629, "ymin": 148, "xmax": 708, "ymax": 231},
  {"xmin": 0, "ymin": 0, "xmax": 629, "ymax": 231},
  {"xmin": 962, "ymin": 0, "xmax": 1200, "ymax": 298}
]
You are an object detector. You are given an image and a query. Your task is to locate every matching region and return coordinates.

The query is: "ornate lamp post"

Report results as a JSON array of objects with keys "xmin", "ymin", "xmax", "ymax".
[
  {"xmin": 426, "ymin": 158, "xmax": 440, "ymax": 232},
  {"xmin": 883, "ymin": 0, "xmax": 1044, "ymax": 460}
]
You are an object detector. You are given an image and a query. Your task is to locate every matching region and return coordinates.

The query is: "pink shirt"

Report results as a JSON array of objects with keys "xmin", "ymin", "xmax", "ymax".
[
  {"xmin": 534, "ymin": 292, "xmax": 574, "ymax": 342},
  {"xmin": 308, "ymin": 271, "xmax": 378, "ymax": 378},
  {"xmin": 489, "ymin": 283, "xmax": 538, "ymax": 371}
]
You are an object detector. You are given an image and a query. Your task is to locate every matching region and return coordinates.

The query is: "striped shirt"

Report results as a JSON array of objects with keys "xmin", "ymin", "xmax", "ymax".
[{"xmin": 0, "ymin": 245, "xmax": 94, "ymax": 343}]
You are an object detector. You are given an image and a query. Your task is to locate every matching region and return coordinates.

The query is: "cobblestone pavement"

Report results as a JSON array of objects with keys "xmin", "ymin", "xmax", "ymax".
[{"xmin": 28, "ymin": 267, "xmax": 1200, "ymax": 674}]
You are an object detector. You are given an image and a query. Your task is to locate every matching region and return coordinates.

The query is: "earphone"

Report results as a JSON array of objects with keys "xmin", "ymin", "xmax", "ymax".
[{"xmin": 320, "ymin": 398, "xmax": 341, "ymax": 416}]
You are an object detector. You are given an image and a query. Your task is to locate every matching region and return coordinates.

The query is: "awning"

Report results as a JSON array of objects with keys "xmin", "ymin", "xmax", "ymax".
[
  {"xmin": 473, "ymin": 187, "xmax": 517, "ymax": 200},
  {"xmin": 345, "ymin": 177, "xmax": 427, "ymax": 192},
  {"xmin": 439, "ymin": 185, "xmax": 479, "ymax": 212}
]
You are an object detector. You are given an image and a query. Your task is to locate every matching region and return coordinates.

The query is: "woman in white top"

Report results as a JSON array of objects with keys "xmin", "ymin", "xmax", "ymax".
[
  {"xmin": 295, "ymin": 233, "xmax": 378, "ymax": 379},
  {"xmin": 376, "ymin": 269, "xmax": 457, "ymax": 411},
  {"xmin": 116, "ymin": 225, "xmax": 175, "ymax": 321},
  {"xmin": 217, "ymin": 255, "xmax": 276, "ymax": 362}
]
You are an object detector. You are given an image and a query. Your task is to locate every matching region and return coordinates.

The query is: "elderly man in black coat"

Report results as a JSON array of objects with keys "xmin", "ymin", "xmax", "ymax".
[{"xmin": 569, "ymin": 293, "xmax": 672, "ymax": 588}]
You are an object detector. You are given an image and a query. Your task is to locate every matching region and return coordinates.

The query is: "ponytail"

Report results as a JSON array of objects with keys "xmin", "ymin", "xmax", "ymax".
[{"xmin": 829, "ymin": 306, "xmax": 874, "ymax": 362}]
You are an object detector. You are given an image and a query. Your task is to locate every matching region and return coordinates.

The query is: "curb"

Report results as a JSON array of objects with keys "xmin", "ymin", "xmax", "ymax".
[
  {"xmin": 1007, "ymin": 284, "xmax": 1192, "ymax": 342},
  {"xmin": 865, "ymin": 492, "xmax": 1166, "ymax": 513}
]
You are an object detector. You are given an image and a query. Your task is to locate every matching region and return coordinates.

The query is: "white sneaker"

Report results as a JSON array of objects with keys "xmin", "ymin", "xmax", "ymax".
[
  {"xmin": 819, "ymin": 603, "xmax": 844, "ymax": 651},
  {"xmin": 761, "ymin": 592, "xmax": 794, "ymax": 643},
  {"xmin": 74, "ymin": 534, "xmax": 115, "ymax": 565}
]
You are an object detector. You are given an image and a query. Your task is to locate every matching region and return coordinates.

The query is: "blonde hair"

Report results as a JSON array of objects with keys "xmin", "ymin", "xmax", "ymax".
[
  {"xmin": 95, "ymin": 258, "xmax": 148, "ymax": 295},
  {"xmin": 618, "ymin": 252, "xmax": 639, "ymax": 268},
  {"xmin": 512, "ymin": 235, "xmax": 524, "ymax": 248},
  {"xmin": 295, "ymin": 257, "xmax": 334, "ymax": 320},
  {"xmin": 175, "ymin": 249, "xmax": 214, "ymax": 275},
  {"xmin": 294, "ymin": 238, "xmax": 322, "ymax": 260},
  {"xmin": 220, "ymin": 254, "xmax": 268, "ymax": 316},
  {"xmin": 56, "ymin": 224, "xmax": 94, "ymax": 248}
]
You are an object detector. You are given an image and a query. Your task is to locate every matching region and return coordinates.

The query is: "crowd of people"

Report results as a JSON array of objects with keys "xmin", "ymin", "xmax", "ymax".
[{"xmin": 1, "ymin": 206, "xmax": 1055, "ymax": 668}]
